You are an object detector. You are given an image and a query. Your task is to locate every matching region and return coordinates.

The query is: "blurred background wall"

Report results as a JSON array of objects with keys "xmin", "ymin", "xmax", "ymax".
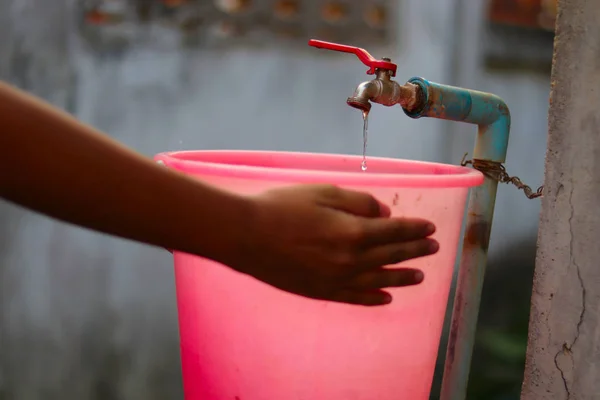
[{"xmin": 0, "ymin": 0, "xmax": 553, "ymax": 399}]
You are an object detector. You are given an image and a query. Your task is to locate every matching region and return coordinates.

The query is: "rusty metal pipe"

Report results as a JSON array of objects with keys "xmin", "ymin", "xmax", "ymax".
[{"xmin": 400, "ymin": 77, "xmax": 510, "ymax": 400}]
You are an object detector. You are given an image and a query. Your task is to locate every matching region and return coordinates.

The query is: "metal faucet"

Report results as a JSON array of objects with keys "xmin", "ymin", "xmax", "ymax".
[
  {"xmin": 347, "ymin": 67, "xmax": 421, "ymax": 112},
  {"xmin": 309, "ymin": 39, "xmax": 512, "ymax": 400},
  {"xmin": 308, "ymin": 40, "xmax": 420, "ymax": 113}
]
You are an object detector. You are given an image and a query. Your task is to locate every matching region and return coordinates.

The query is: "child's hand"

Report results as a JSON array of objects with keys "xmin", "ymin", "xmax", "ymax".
[{"xmin": 227, "ymin": 184, "xmax": 439, "ymax": 306}]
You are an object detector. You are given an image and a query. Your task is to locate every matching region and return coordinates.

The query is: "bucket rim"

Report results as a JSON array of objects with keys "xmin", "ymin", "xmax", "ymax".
[{"xmin": 154, "ymin": 150, "xmax": 484, "ymax": 189}]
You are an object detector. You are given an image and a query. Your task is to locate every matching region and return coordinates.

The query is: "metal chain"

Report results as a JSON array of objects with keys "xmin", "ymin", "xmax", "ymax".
[{"xmin": 460, "ymin": 153, "xmax": 544, "ymax": 199}]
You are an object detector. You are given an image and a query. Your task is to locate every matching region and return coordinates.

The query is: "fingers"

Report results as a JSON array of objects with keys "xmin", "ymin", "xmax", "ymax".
[
  {"xmin": 361, "ymin": 218, "xmax": 436, "ymax": 247},
  {"xmin": 359, "ymin": 238, "xmax": 439, "ymax": 270},
  {"xmin": 314, "ymin": 185, "xmax": 437, "ymax": 246},
  {"xmin": 331, "ymin": 238, "xmax": 436, "ymax": 306},
  {"xmin": 346, "ymin": 268, "xmax": 424, "ymax": 291},
  {"xmin": 332, "ymin": 289, "xmax": 394, "ymax": 306},
  {"xmin": 316, "ymin": 185, "xmax": 390, "ymax": 218},
  {"xmin": 331, "ymin": 269, "xmax": 425, "ymax": 306}
]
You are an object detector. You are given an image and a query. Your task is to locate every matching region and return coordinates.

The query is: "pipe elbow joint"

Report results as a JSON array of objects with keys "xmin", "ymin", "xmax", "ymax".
[{"xmin": 403, "ymin": 77, "xmax": 511, "ymax": 162}]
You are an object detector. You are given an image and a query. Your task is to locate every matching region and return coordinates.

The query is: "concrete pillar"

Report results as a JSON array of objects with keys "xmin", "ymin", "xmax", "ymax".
[{"xmin": 521, "ymin": 0, "xmax": 600, "ymax": 398}]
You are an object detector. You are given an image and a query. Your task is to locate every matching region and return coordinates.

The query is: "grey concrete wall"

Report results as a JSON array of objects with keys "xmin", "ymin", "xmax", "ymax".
[
  {"xmin": 521, "ymin": 0, "xmax": 600, "ymax": 397},
  {"xmin": 0, "ymin": 0, "xmax": 549, "ymax": 399}
]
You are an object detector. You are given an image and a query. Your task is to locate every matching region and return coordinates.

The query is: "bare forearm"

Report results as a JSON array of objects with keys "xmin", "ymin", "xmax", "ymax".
[{"xmin": 0, "ymin": 81, "xmax": 248, "ymax": 260}]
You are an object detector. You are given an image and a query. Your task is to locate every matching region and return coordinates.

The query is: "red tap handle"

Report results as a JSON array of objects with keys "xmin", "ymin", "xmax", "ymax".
[{"xmin": 308, "ymin": 39, "xmax": 397, "ymax": 77}]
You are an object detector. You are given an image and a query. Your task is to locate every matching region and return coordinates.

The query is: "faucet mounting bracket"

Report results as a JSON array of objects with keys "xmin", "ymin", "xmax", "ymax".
[{"xmin": 308, "ymin": 39, "xmax": 397, "ymax": 77}]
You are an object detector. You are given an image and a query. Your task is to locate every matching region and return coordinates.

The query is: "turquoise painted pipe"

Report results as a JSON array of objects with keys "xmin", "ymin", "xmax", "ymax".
[
  {"xmin": 403, "ymin": 78, "xmax": 511, "ymax": 400},
  {"xmin": 404, "ymin": 77, "xmax": 510, "ymax": 163}
]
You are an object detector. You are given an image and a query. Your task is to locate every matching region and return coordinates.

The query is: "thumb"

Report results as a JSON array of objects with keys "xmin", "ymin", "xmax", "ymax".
[{"xmin": 317, "ymin": 185, "xmax": 390, "ymax": 218}]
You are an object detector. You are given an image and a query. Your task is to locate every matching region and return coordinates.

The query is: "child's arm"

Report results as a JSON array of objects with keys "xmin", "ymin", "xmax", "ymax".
[
  {"xmin": 0, "ymin": 80, "xmax": 248, "ymax": 262},
  {"xmin": 0, "ymin": 81, "xmax": 438, "ymax": 306}
]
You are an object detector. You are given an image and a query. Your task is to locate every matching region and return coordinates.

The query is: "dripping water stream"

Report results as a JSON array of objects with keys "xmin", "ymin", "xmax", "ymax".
[{"xmin": 361, "ymin": 110, "xmax": 369, "ymax": 171}]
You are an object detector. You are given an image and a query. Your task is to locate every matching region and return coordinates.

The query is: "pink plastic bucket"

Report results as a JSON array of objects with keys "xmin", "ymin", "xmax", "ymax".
[{"xmin": 154, "ymin": 150, "xmax": 483, "ymax": 400}]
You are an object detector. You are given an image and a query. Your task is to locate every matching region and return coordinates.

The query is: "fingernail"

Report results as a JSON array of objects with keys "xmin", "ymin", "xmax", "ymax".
[
  {"xmin": 425, "ymin": 223, "xmax": 436, "ymax": 235},
  {"xmin": 383, "ymin": 293, "xmax": 393, "ymax": 304},
  {"xmin": 414, "ymin": 270, "xmax": 424, "ymax": 283},
  {"xmin": 429, "ymin": 240, "xmax": 440, "ymax": 253}
]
